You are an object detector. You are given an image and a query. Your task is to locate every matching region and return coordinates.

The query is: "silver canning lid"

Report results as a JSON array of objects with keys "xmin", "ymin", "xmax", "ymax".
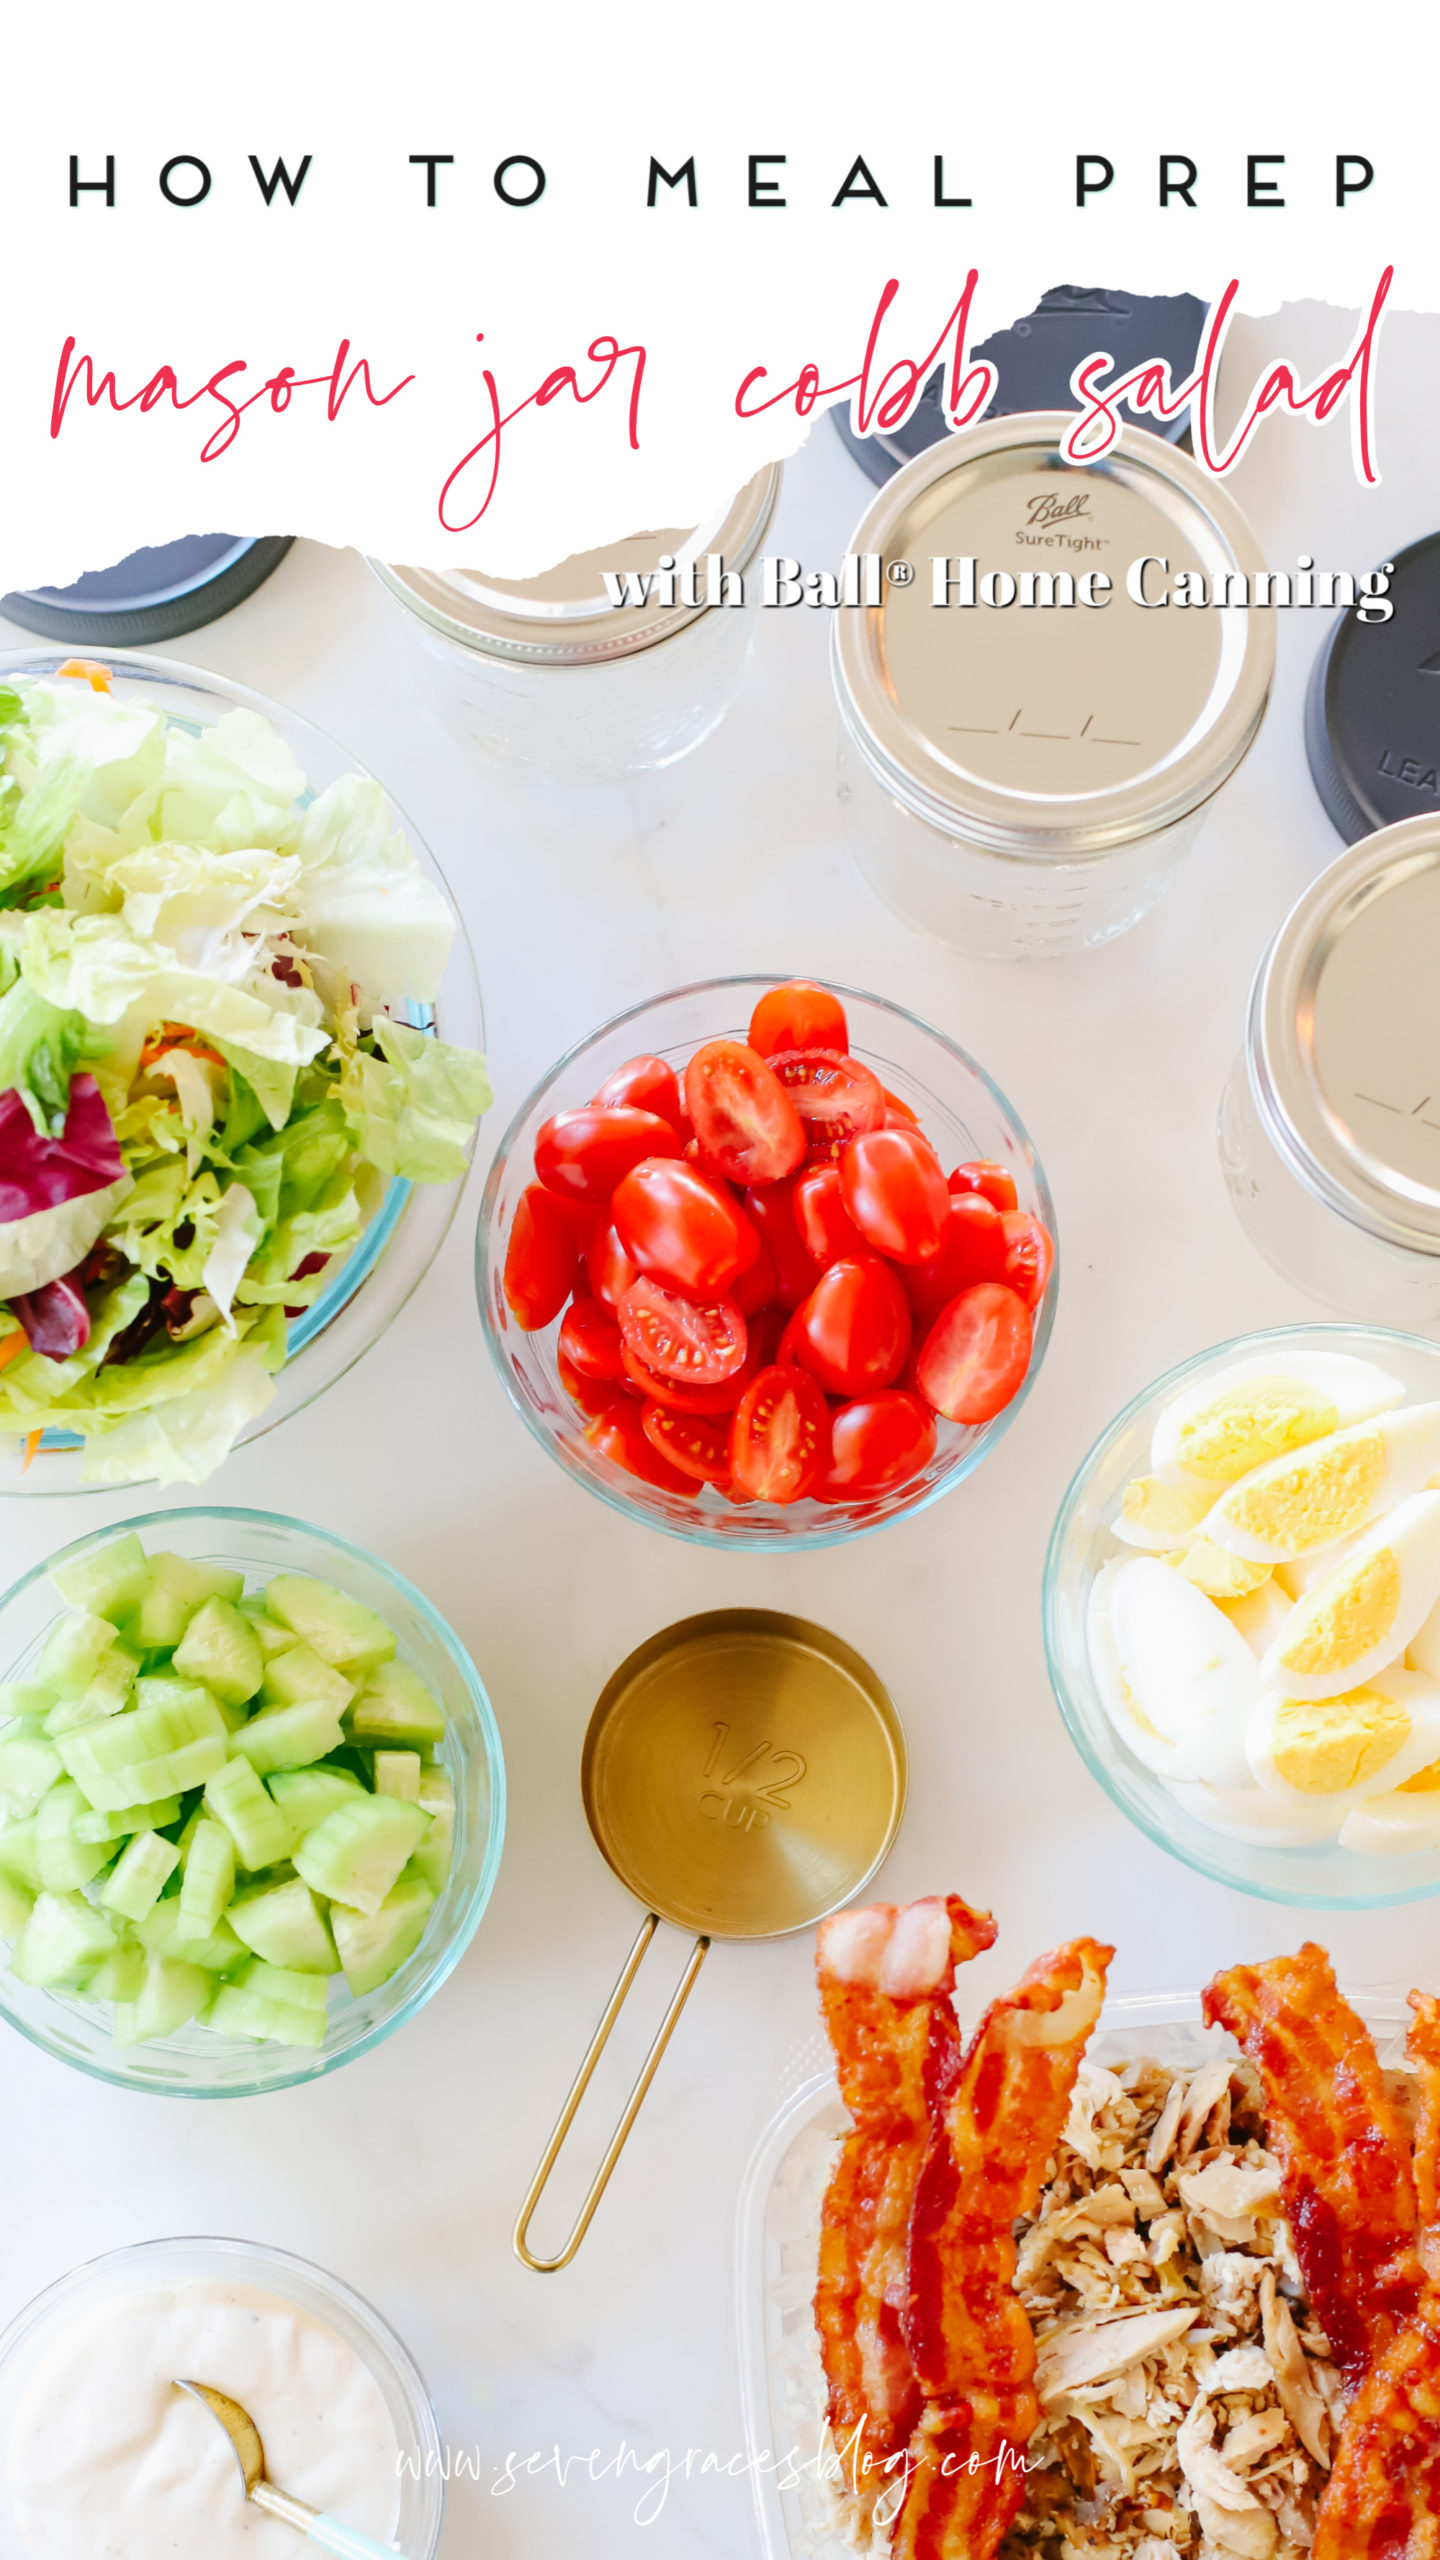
[
  {"xmin": 1250, "ymin": 815, "xmax": 1440, "ymax": 1256},
  {"xmin": 368, "ymin": 465, "xmax": 781, "ymax": 666},
  {"xmin": 832, "ymin": 413, "xmax": 1273, "ymax": 859}
]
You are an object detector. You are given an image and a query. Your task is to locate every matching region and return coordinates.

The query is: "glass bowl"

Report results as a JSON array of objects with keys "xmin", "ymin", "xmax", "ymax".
[
  {"xmin": 475, "ymin": 977, "xmax": 1056, "ymax": 1549},
  {"xmin": 0, "ymin": 2233, "xmax": 445, "ymax": 2557},
  {"xmin": 0, "ymin": 649, "xmax": 485, "ymax": 1496},
  {"xmin": 0, "ymin": 1508, "xmax": 505, "ymax": 2093},
  {"xmin": 1044, "ymin": 1321, "xmax": 1440, "ymax": 1908}
]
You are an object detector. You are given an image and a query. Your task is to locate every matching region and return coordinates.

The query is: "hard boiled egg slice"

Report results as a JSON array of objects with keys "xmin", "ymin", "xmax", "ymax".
[
  {"xmin": 1202, "ymin": 1405, "xmax": 1440, "ymax": 1564},
  {"xmin": 1247, "ymin": 1666, "xmax": 1440, "ymax": 1805},
  {"xmin": 1171, "ymin": 1539, "xmax": 1273, "ymax": 1603},
  {"xmin": 1088, "ymin": 1562, "xmax": 1183, "ymax": 1778},
  {"xmin": 1165, "ymin": 1775, "xmax": 1345, "ymax": 1847},
  {"xmin": 1276, "ymin": 1533, "xmax": 1365, "ymax": 1602},
  {"xmin": 1340, "ymin": 1759, "xmax": 1440, "ymax": 1855},
  {"xmin": 1114, "ymin": 1477, "xmax": 1214, "ymax": 1551},
  {"xmin": 1150, "ymin": 1354, "xmax": 1404, "ymax": 1489},
  {"xmin": 1408, "ymin": 1587, "xmax": 1440, "ymax": 1678},
  {"xmin": 1219, "ymin": 1577, "xmax": 1296, "ymax": 1660},
  {"xmin": 1259, "ymin": 1491, "xmax": 1440, "ymax": 1698},
  {"xmin": 1103, "ymin": 1557, "xmax": 1257, "ymax": 1787}
]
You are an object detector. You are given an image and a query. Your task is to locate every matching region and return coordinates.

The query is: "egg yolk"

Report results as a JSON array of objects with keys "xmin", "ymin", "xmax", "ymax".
[
  {"xmin": 1174, "ymin": 1381, "xmax": 1339, "ymax": 1483},
  {"xmin": 1276, "ymin": 1547, "xmax": 1402, "ymax": 1678},
  {"xmin": 1270, "ymin": 1687, "xmax": 1411, "ymax": 1793},
  {"xmin": 1399, "ymin": 1755, "xmax": 1440, "ymax": 1795},
  {"xmin": 1174, "ymin": 1539, "xmax": 1273, "ymax": 1602},
  {"xmin": 1222, "ymin": 1427, "xmax": 1385, "ymax": 1551},
  {"xmin": 1121, "ymin": 1477, "xmax": 1211, "ymax": 1542}
]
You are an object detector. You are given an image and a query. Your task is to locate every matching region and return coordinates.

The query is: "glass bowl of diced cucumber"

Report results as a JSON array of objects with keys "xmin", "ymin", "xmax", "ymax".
[{"xmin": 0, "ymin": 1510, "xmax": 505, "ymax": 2093}]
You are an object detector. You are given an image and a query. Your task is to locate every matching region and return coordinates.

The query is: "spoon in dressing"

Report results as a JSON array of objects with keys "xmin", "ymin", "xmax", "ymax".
[{"xmin": 174, "ymin": 2379, "xmax": 406, "ymax": 2557}]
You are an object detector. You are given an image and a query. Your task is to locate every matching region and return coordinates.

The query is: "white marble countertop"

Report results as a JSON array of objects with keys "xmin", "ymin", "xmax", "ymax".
[{"xmin": 4, "ymin": 305, "xmax": 1440, "ymax": 2558}]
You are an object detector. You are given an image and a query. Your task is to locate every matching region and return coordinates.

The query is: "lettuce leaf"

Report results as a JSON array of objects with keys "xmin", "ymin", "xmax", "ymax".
[
  {"xmin": 291, "ymin": 775, "xmax": 456, "ymax": 1004},
  {"xmin": 339, "ymin": 1018, "xmax": 490, "ymax": 1183},
  {"xmin": 0, "ymin": 1176, "xmax": 133, "ymax": 1299},
  {"xmin": 76, "ymin": 1336, "xmax": 281, "ymax": 1487},
  {"xmin": 0, "ymin": 977, "xmax": 112, "ymax": 1135}
]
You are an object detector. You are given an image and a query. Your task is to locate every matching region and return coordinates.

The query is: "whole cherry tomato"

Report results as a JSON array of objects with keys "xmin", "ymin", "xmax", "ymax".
[
  {"xmin": 792, "ymin": 1165, "xmax": 868, "ymax": 1267},
  {"xmin": 535, "ymin": 1105, "xmax": 683, "ymax": 1202},
  {"xmin": 593, "ymin": 1054, "xmax": 686, "ymax": 1132},
  {"xmin": 748, "ymin": 981, "xmax": 849, "ymax": 1060},
  {"xmin": 744, "ymin": 1177, "xmax": 821, "ymax": 1309},
  {"xmin": 730, "ymin": 1366, "xmax": 830, "ymax": 1503},
  {"xmin": 949, "ymin": 1159, "xmax": 1019, "ymax": 1215},
  {"xmin": 785, "ymin": 1257, "xmax": 910, "ymax": 1397},
  {"xmin": 682, "ymin": 1040, "xmax": 806, "ymax": 1186},
  {"xmin": 901, "ymin": 1194, "xmax": 1007, "ymax": 1328},
  {"xmin": 641, "ymin": 1404, "xmax": 733, "ymax": 1484},
  {"xmin": 1000, "ymin": 1210, "xmax": 1054, "ymax": 1310},
  {"xmin": 883, "ymin": 1090, "xmax": 921, "ymax": 1129},
  {"xmin": 840, "ymin": 1126, "xmax": 950, "ymax": 1264},
  {"xmin": 558, "ymin": 1297, "xmax": 625, "ymax": 1381},
  {"xmin": 617, "ymin": 1278, "xmax": 748, "ymax": 1384},
  {"xmin": 586, "ymin": 1219, "xmax": 640, "ymax": 1310},
  {"xmin": 559, "ymin": 1355, "xmax": 624, "ymax": 1421},
  {"xmin": 503, "ymin": 1184, "xmax": 592, "ymax": 1330},
  {"xmin": 586, "ymin": 1398, "xmax": 693, "ymax": 1492},
  {"xmin": 818, "ymin": 1390, "xmax": 937, "ymax": 1496},
  {"xmin": 612, "ymin": 1158, "xmax": 760, "ymax": 1302},
  {"xmin": 915, "ymin": 1283, "xmax": 1032, "ymax": 1425},
  {"xmin": 732, "ymin": 1237, "xmax": 778, "ymax": 1317},
  {"xmin": 768, "ymin": 1050, "xmax": 886, "ymax": 1165}
]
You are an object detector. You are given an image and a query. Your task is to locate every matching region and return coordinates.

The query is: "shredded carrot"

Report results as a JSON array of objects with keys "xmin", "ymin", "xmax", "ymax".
[
  {"xmin": 55, "ymin": 658, "xmax": 112, "ymax": 692},
  {"xmin": 21, "ymin": 1429, "xmax": 43, "ymax": 1472},
  {"xmin": 0, "ymin": 1334, "xmax": 25, "ymax": 1373}
]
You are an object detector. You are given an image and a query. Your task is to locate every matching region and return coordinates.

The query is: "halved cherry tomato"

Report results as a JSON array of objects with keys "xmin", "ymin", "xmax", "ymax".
[
  {"xmin": 617, "ymin": 1277, "xmax": 748, "ymax": 1383},
  {"xmin": 901, "ymin": 1194, "xmax": 1007, "ymax": 1327},
  {"xmin": 730, "ymin": 1366, "xmax": 830, "ymax": 1503},
  {"xmin": 792, "ymin": 1165, "xmax": 867, "ymax": 1267},
  {"xmin": 558, "ymin": 1297, "xmax": 625, "ymax": 1381},
  {"xmin": 883, "ymin": 1089, "xmax": 921, "ymax": 1129},
  {"xmin": 593, "ymin": 1054, "xmax": 686, "ymax": 1132},
  {"xmin": 622, "ymin": 1343, "xmax": 750, "ymax": 1414},
  {"xmin": 915, "ymin": 1283, "xmax": 1032, "ymax": 1425},
  {"xmin": 612, "ymin": 1158, "xmax": 759, "ymax": 1302},
  {"xmin": 999, "ymin": 1210, "xmax": 1054, "ymax": 1310},
  {"xmin": 744, "ymin": 1177, "xmax": 820, "ymax": 1309},
  {"xmin": 503, "ymin": 1184, "xmax": 592, "ymax": 1330},
  {"xmin": 818, "ymin": 1390, "xmax": 937, "ymax": 1496},
  {"xmin": 785, "ymin": 1257, "xmax": 910, "ymax": 1397},
  {"xmin": 535, "ymin": 1105, "xmax": 683, "ymax": 1201},
  {"xmin": 586, "ymin": 1398, "xmax": 693, "ymax": 1492},
  {"xmin": 840, "ymin": 1127, "xmax": 950, "ymax": 1265},
  {"xmin": 683, "ymin": 1040, "xmax": 806, "ymax": 1186},
  {"xmin": 732, "ymin": 1236, "xmax": 777, "ymax": 1316},
  {"xmin": 949, "ymin": 1159, "xmax": 1019, "ymax": 1215},
  {"xmin": 559, "ymin": 1355, "xmax": 625, "ymax": 1421},
  {"xmin": 768, "ymin": 1050, "xmax": 886, "ymax": 1166},
  {"xmin": 748, "ymin": 981, "xmax": 849, "ymax": 1060},
  {"xmin": 641, "ymin": 1404, "xmax": 733, "ymax": 1484},
  {"xmin": 586, "ymin": 1219, "xmax": 639, "ymax": 1310}
]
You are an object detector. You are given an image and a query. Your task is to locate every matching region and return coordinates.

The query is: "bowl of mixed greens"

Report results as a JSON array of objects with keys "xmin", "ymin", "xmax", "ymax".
[{"xmin": 0, "ymin": 652, "xmax": 488, "ymax": 1492}]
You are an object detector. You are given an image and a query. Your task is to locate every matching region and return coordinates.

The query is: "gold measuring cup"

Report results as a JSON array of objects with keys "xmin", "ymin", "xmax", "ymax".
[{"xmin": 513, "ymin": 1607, "xmax": 906, "ymax": 2272}]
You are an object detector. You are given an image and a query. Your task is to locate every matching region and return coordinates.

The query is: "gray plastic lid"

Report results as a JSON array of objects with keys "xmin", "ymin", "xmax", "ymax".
[{"xmin": 1, "ymin": 537, "xmax": 293, "ymax": 646}]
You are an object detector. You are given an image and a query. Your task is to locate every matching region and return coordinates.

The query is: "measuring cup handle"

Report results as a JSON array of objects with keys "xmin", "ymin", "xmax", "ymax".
[{"xmin": 513, "ymin": 1914, "xmax": 709, "ymax": 2272}]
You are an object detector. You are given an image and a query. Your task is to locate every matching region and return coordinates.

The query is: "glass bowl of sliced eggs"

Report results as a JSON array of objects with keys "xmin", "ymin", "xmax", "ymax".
[{"xmin": 1044, "ymin": 1323, "xmax": 1440, "ymax": 1906}]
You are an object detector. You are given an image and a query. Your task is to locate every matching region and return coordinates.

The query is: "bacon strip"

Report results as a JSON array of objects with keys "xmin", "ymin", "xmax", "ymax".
[
  {"xmin": 1203, "ymin": 1943, "xmax": 1421, "ymax": 2387},
  {"xmin": 889, "ymin": 1934, "xmax": 1113, "ymax": 2560},
  {"xmin": 814, "ymin": 1894, "xmax": 996, "ymax": 2487},
  {"xmin": 1313, "ymin": 1994, "xmax": 1440, "ymax": 2560}
]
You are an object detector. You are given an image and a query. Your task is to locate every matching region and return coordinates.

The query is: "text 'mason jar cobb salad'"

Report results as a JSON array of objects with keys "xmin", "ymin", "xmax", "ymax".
[{"xmin": 0, "ymin": 654, "xmax": 489, "ymax": 1494}]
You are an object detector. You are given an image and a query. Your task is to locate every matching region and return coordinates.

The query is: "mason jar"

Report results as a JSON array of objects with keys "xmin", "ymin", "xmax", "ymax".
[
  {"xmin": 368, "ymin": 467, "xmax": 780, "ymax": 786},
  {"xmin": 1219, "ymin": 815, "xmax": 1440, "ymax": 1327},
  {"xmin": 831, "ymin": 414, "xmax": 1274, "ymax": 961}
]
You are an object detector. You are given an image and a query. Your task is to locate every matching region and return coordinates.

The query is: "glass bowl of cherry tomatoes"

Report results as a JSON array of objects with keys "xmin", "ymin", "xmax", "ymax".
[{"xmin": 475, "ymin": 977, "xmax": 1056, "ymax": 1548}]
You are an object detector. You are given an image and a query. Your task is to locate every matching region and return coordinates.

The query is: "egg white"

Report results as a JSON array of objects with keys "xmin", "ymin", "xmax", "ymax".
[
  {"xmin": 1339, "ymin": 1780, "xmax": 1440, "ymax": 1856},
  {"xmin": 1221, "ymin": 1577, "xmax": 1295, "ymax": 1660},
  {"xmin": 1104, "ymin": 1557, "xmax": 1257, "ymax": 1788},
  {"xmin": 1165, "ymin": 1776, "xmax": 1345, "ymax": 1848}
]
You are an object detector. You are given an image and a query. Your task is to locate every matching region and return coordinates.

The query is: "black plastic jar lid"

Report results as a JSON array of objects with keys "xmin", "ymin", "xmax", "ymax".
[
  {"xmin": 1305, "ymin": 531, "xmax": 1440, "ymax": 843},
  {"xmin": 831, "ymin": 286, "xmax": 1206, "ymax": 486},
  {"xmin": 1, "ymin": 535, "xmax": 294, "ymax": 647}
]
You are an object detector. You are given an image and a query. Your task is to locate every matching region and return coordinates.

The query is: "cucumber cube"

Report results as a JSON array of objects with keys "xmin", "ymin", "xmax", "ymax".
[
  {"xmin": 143, "ymin": 1900, "xmax": 246, "ymax": 1972},
  {"xmin": 0, "ymin": 1682, "xmax": 60, "ymax": 1721},
  {"xmin": 263, "ymin": 1575, "xmax": 397, "ymax": 1675},
  {"xmin": 267, "ymin": 1767, "xmax": 366, "ymax": 1837},
  {"xmin": 204, "ymin": 1757, "xmax": 295, "ymax": 1871},
  {"xmin": 412, "ymin": 1768, "xmax": 455, "ymax": 1894},
  {"xmin": 173, "ymin": 1598, "xmax": 264, "ymax": 1708},
  {"xmin": 49, "ymin": 1533, "xmax": 151, "ymax": 1627},
  {"xmin": 13, "ymin": 1889, "xmax": 118, "ymax": 1988},
  {"xmin": 133, "ymin": 1553, "xmax": 245, "ymax": 1652},
  {"xmin": 294, "ymin": 1796, "xmax": 429, "ymax": 1916},
  {"xmin": 101, "ymin": 1828, "xmax": 182, "ymax": 1924},
  {"xmin": 346, "ymin": 1660, "xmax": 445, "ymax": 1748},
  {"xmin": 178, "ymin": 1818, "xmax": 235, "ymax": 1940},
  {"xmin": 228, "ymin": 1877, "xmax": 338, "ymax": 1973},
  {"xmin": 238, "ymin": 1602, "xmax": 301, "ymax": 1663},
  {"xmin": 113, "ymin": 1952, "xmax": 212, "ymax": 2045},
  {"xmin": 73, "ymin": 1795, "xmax": 183, "ymax": 1845},
  {"xmin": 229, "ymin": 1701, "xmax": 346, "ymax": 1778},
  {"xmin": 259, "ymin": 1643, "xmax": 354, "ymax": 1719},
  {"xmin": 89, "ymin": 1938, "xmax": 147, "ymax": 2002},
  {"xmin": 207, "ymin": 1959, "xmax": 329, "ymax": 2048},
  {"xmin": 43, "ymin": 1647, "xmax": 139, "ymax": 1736},
  {"xmin": 35, "ymin": 1783, "xmax": 112, "ymax": 1891},
  {"xmin": 374, "ymin": 1751, "xmax": 421, "ymax": 1803},
  {"xmin": 37, "ymin": 1612, "xmax": 124, "ymax": 1700},
  {"xmin": 59, "ymin": 1688, "xmax": 228, "ymax": 1812},
  {"xmin": 0, "ymin": 1872, "xmax": 34, "ymax": 1938},
  {"xmin": 331, "ymin": 1873, "xmax": 435, "ymax": 1996},
  {"xmin": 0, "ymin": 1733, "xmax": 63, "ymax": 1817},
  {"xmin": 0, "ymin": 1816, "xmax": 43, "ymax": 1891}
]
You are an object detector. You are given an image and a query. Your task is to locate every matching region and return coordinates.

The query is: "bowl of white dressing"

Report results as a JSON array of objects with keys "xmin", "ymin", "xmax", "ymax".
[{"xmin": 0, "ymin": 2235, "xmax": 444, "ymax": 2558}]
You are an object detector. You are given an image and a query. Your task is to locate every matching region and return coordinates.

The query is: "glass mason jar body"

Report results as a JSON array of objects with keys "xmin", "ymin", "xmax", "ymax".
[{"xmin": 1219, "ymin": 1054, "xmax": 1440, "ymax": 1327}]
